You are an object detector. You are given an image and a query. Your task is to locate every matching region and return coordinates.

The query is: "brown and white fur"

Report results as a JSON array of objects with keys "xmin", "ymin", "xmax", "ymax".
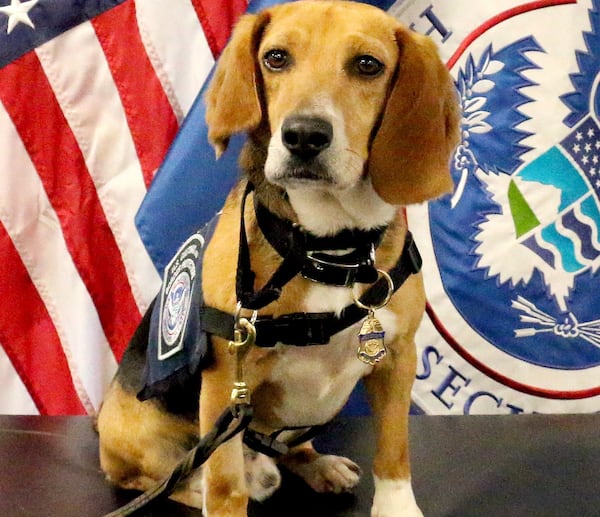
[{"xmin": 97, "ymin": 1, "xmax": 460, "ymax": 516}]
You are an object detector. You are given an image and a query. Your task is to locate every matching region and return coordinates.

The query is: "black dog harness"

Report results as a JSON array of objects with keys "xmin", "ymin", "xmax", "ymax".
[
  {"xmin": 204, "ymin": 183, "xmax": 422, "ymax": 344},
  {"xmin": 110, "ymin": 182, "xmax": 422, "ymax": 517},
  {"xmin": 139, "ymin": 182, "xmax": 422, "ymax": 400}
]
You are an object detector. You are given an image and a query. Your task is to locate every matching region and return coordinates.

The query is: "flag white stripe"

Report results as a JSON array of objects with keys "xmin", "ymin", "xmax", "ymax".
[
  {"xmin": 0, "ymin": 341, "xmax": 39, "ymax": 415},
  {"xmin": 36, "ymin": 22, "xmax": 161, "ymax": 315},
  {"xmin": 135, "ymin": 0, "xmax": 215, "ymax": 120},
  {"xmin": 0, "ymin": 105, "xmax": 117, "ymax": 412}
]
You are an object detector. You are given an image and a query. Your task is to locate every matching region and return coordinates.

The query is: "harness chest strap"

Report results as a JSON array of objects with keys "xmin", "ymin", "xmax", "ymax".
[{"xmin": 200, "ymin": 230, "xmax": 422, "ymax": 346}]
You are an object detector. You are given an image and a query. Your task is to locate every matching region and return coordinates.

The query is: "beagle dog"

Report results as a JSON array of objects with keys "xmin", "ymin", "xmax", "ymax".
[{"xmin": 97, "ymin": 1, "xmax": 459, "ymax": 516}]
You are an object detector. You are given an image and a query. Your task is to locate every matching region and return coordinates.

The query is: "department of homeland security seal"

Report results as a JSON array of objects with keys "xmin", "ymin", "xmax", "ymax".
[
  {"xmin": 158, "ymin": 233, "xmax": 204, "ymax": 360},
  {"xmin": 408, "ymin": 0, "xmax": 600, "ymax": 413}
]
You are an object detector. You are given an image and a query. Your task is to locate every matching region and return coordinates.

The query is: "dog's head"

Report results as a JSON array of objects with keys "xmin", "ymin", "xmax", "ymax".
[{"xmin": 205, "ymin": 0, "xmax": 459, "ymax": 207}]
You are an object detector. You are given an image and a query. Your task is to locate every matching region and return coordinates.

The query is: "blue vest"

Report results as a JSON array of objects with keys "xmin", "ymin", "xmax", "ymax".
[{"xmin": 138, "ymin": 215, "xmax": 220, "ymax": 401}]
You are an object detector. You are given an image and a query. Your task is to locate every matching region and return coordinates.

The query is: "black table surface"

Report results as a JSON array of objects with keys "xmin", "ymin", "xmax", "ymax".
[{"xmin": 0, "ymin": 413, "xmax": 598, "ymax": 516}]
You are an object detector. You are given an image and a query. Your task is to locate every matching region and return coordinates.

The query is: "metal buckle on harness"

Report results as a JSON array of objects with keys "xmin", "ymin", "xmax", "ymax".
[
  {"xmin": 302, "ymin": 243, "xmax": 376, "ymax": 287},
  {"xmin": 303, "ymin": 251, "xmax": 360, "ymax": 286}
]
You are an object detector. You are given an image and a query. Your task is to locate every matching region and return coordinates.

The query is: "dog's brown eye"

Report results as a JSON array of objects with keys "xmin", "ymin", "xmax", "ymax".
[
  {"xmin": 353, "ymin": 55, "xmax": 385, "ymax": 77},
  {"xmin": 263, "ymin": 49, "xmax": 290, "ymax": 71}
]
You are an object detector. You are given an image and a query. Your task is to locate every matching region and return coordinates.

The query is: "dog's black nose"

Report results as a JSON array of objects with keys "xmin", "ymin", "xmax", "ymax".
[{"xmin": 281, "ymin": 116, "xmax": 333, "ymax": 160}]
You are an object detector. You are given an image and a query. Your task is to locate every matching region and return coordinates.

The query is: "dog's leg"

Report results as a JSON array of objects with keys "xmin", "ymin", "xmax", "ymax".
[
  {"xmin": 363, "ymin": 337, "xmax": 423, "ymax": 517},
  {"xmin": 98, "ymin": 382, "xmax": 205, "ymax": 505},
  {"xmin": 280, "ymin": 441, "xmax": 361, "ymax": 494},
  {"xmin": 170, "ymin": 469, "xmax": 205, "ymax": 508},
  {"xmin": 199, "ymin": 342, "xmax": 249, "ymax": 517}
]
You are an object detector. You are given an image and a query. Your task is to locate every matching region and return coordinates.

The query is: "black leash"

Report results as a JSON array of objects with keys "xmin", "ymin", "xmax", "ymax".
[{"xmin": 103, "ymin": 404, "xmax": 253, "ymax": 517}]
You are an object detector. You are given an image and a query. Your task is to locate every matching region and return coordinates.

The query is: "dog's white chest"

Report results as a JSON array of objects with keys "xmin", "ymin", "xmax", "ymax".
[
  {"xmin": 256, "ymin": 285, "xmax": 397, "ymax": 428},
  {"xmin": 265, "ymin": 325, "xmax": 370, "ymax": 427}
]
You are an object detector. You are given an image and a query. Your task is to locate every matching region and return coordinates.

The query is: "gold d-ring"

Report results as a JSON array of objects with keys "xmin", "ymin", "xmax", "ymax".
[{"xmin": 352, "ymin": 269, "xmax": 394, "ymax": 310}]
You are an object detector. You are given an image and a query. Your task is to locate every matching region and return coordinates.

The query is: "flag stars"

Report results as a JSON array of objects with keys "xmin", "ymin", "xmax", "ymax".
[
  {"xmin": 0, "ymin": 0, "xmax": 38, "ymax": 35},
  {"xmin": 564, "ymin": 121, "xmax": 600, "ymax": 185}
]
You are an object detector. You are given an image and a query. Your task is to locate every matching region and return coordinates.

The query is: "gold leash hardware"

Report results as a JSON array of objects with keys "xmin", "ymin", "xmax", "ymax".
[{"xmin": 228, "ymin": 309, "xmax": 257, "ymax": 411}]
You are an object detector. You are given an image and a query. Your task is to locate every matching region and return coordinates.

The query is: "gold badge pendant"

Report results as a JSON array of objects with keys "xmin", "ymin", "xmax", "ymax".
[
  {"xmin": 357, "ymin": 309, "xmax": 387, "ymax": 365},
  {"xmin": 353, "ymin": 269, "xmax": 394, "ymax": 365}
]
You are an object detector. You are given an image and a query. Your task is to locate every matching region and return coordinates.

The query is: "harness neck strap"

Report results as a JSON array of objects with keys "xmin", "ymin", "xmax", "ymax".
[
  {"xmin": 236, "ymin": 182, "xmax": 387, "ymax": 310},
  {"xmin": 236, "ymin": 182, "xmax": 296, "ymax": 309}
]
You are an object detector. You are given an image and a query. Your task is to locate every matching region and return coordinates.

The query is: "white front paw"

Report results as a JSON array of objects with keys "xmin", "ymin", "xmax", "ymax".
[
  {"xmin": 290, "ymin": 454, "xmax": 361, "ymax": 494},
  {"xmin": 371, "ymin": 475, "xmax": 423, "ymax": 517},
  {"xmin": 244, "ymin": 449, "xmax": 282, "ymax": 502}
]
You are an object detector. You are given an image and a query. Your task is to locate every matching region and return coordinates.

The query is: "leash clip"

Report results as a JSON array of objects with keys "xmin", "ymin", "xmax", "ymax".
[{"xmin": 229, "ymin": 303, "xmax": 257, "ymax": 411}]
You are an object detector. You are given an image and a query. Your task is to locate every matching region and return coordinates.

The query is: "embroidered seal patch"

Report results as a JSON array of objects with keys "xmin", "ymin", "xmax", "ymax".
[{"xmin": 158, "ymin": 233, "xmax": 204, "ymax": 360}]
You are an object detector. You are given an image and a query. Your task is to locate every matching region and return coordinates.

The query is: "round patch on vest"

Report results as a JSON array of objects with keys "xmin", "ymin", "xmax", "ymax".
[
  {"xmin": 158, "ymin": 233, "xmax": 204, "ymax": 360},
  {"xmin": 161, "ymin": 270, "xmax": 192, "ymax": 347}
]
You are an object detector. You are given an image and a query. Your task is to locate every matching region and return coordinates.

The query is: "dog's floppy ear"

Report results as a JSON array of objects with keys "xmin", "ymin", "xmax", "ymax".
[
  {"xmin": 205, "ymin": 13, "xmax": 268, "ymax": 158},
  {"xmin": 368, "ymin": 28, "xmax": 460, "ymax": 205}
]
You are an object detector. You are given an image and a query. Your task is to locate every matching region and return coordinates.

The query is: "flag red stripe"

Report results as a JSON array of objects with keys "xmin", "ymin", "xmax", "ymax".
[
  {"xmin": 190, "ymin": 0, "xmax": 247, "ymax": 57},
  {"xmin": 0, "ymin": 53, "xmax": 141, "ymax": 361},
  {"xmin": 0, "ymin": 224, "xmax": 87, "ymax": 415},
  {"xmin": 91, "ymin": 0, "xmax": 179, "ymax": 188}
]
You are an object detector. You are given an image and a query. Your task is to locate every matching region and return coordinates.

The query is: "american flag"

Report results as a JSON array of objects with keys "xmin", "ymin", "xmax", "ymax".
[
  {"xmin": 0, "ymin": 0, "xmax": 246, "ymax": 414},
  {"xmin": 0, "ymin": 0, "xmax": 396, "ymax": 415}
]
